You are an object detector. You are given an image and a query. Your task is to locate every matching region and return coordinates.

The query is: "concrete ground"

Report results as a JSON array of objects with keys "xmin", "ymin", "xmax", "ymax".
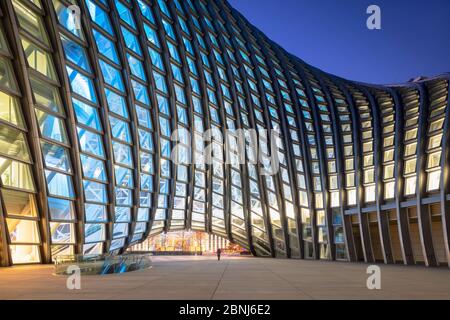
[{"xmin": 0, "ymin": 255, "xmax": 449, "ymax": 300}]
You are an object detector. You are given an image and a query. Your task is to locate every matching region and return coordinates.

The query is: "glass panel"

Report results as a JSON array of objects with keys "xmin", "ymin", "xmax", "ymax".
[
  {"xmin": 0, "ymin": 157, "xmax": 34, "ymax": 191},
  {"xmin": 10, "ymin": 245, "xmax": 40, "ymax": 263},
  {"xmin": 112, "ymin": 141, "xmax": 132, "ymax": 167},
  {"xmin": 109, "ymin": 116, "xmax": 131, "ymax": 143},
  {"xmin": 35, "ymin": 109, "xmax": 68, "ymax": 143},
  {"xmin": 92, "ymin": 28, "xmax": 119, "ymax": 64},
  {"xmin": 83, "ymin": 180, "xmax": 107, "ymax": 203},
  {"xmin": 45, "ymin": 169, "xmax": 74, "ymax": 198},
  {"xmin": 2, "ymin": 189, "xmax": 37, "ymax": 217},
  {"xmin": 85, "ymin": 203, "xmax": 107, "ymax": 222},
  {"xmin": 121, "ymin": 26, "xmax": 141, "ymax": 55},
  {"xmin": 84, "ymin": 223, "xmax": 106, "ymax": 243},
  {"xmin": 30, "ymin": 76, "xmax": 63, "ymax": 113},
  {"xmin": 0, "ymin": 91, "xmax": 24, "ymax": 128},
  {"xmin": 0, "ymin": 126, "xmax": 30, "ymax": 162},
  {"xmin": 41, "ymin": 141, "xmax": 71, "ymax": 172},
  {"xmin": 80, "ymin": 154, "xmax": 107, "ymax": 181},
  {"xmin": 60, "ymin": 34, "xmax": 91, "ymax": 72},
  {"xmin": 77, "ymin": 127, "xmax": 105, "ymax": 157},
  {"xmin": 7, "ymin": 218, "xmax": 40, "ymax": 243},
  {"xmin": 50, "ymin": 222, "xmax": 74, "ymax": 243},
  {"xmin": 86, "ymin": 0, "xmax": 113, "ymax": 35},
  {"xmin": 105, "ymin": 88, "xmax": 128, "ymax": 118},
  {"xmin": 12, "ymin": 0, "xmax": 49, "ymax": 44},
  {"xmin": 66, "ymin": 65, "xmax": 97, "ymax": 103},
  {"xmin": 21, "ymin": 37, "xmax": 57, "ymax": 80},
  {"xmin": 48, "ymin": 197, "xmax": 75, "ymax": 220},
  {"xmin": 0, "ymin": 59, "xmax": 19, "ymax": 92},
  {"xmin": 72, "ymin": 98, "xmax": 102, "ymax": 131},
  {"xmin": 99, "ymin": 60, "xmax": 125, "ymax": 92},
  {"xmin": 53, "ymin": 0, "xmax": 84, "ymax": 39}
]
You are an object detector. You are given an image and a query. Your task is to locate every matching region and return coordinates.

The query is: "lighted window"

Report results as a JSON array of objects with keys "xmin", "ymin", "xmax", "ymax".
[
  {"xmin": 30, "ymin": 76, "xmax": 63, "ymax": 113},
  {"xmin": 12, "ymin": 0, "xmax": 49, "ymax": 44},
  {"xmin": 0, "ymin": 157, "xmax": 34, "ymax": 191},
  {"xmin": 347, "ymin": 189, "xmax": 356, "ymax": 206},
  {"xmin": 0, "ymin": 126, "xmax": 30, "ymax": 162},
  {"xmin": 0, "ymin": 59, "xmax": 19, "ymax": 92},
  {"xmin": 0, "ymin": 91, "xmax": 24, "ymax": 128},
  {"xmin": 2, "ymin": 189, "xmax": 37, "ymax": 217},
  {"xmin": 7, "ymin": 218, "xmax": 40, "ymax": 243},
  {"xmin": 21, "ymin": 38, "xmax": 57, "ymax": 80},
  {"xmin": 9, "ymin": 245, "xmax": 40, "ymax": 264},
  {"xmin": 384, "ymin": 181, "xmax": 395, "ymax": 199},
  {"xmin": 427, "ymin": 152, "xmax": 441, "ymax": 168},
  {"xmin": 427, "ymin": 170, "xmax": 441, "ymax": 191},
  {"xmin": 404, "ymin": 177, "xmax": 416, "ymax": 195},
  {"xmin": 404, "ymin": 159, "xmax": 416, "ymax": 174}
]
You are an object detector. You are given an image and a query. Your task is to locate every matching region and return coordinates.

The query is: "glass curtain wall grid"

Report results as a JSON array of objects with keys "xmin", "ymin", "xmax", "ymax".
[{"xmin": 0, "ymin": 0, "xmax": 449, "ymax": 267}]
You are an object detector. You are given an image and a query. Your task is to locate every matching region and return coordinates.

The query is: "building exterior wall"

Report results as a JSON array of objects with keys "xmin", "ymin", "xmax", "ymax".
[{"xmin": 0, "ymin": 0, "xmax": 448, "ymax": 267}]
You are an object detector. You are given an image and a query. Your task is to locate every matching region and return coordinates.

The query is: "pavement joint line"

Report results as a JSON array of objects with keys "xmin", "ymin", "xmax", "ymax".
[
  {"xmin": 211, "ymin": 259, "xmax": 231, "ymax": 300},
  {"xmin": 263, "ymin": 261, "xmax": 315, "ymax": 300}
]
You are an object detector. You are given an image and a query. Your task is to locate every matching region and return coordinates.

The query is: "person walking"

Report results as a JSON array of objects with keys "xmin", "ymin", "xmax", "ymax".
[{"xmin": 217, "ymin": 248, "xmax": 221, "ymax": 261}]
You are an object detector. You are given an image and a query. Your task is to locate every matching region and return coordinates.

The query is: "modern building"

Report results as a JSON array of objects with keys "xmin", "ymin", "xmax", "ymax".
[{"xmin": 0, "ymin": 0, "xmax": 448, "ymax": 268}]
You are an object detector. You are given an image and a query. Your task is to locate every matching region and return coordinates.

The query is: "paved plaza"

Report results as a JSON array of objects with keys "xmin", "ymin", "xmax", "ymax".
[{"xmin": 0, "ymin": 255, "xmax": 449, "ymax": 300}]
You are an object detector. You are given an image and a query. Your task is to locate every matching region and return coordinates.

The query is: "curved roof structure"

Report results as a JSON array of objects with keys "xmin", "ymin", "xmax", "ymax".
[{"xmin": 0, "ymin": 0, "xmax": 448, "ymax": 267}]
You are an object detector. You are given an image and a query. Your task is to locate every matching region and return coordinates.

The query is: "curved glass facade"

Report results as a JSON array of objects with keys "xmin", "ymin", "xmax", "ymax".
[{"xmin": 0, "ymin": 0, "xmax": 449, "ymax": 267}]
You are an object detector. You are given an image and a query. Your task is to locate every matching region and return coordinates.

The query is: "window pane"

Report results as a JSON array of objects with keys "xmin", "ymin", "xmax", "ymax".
[
  {"xmin": 0, "ymin": 91, "xmax": 24, "ymax": 128},
  {"xmin": 12, "ymin": 0, "xmax": 49, "ymax": 44},
  {"xmin": 80, "ymin": 154, "xmax": 107, "ymax": 181},
  {"xmin": 41, "ymin": 141, "xmax": 71, "ymax": 172},
  {"xmin": 35, "ymin": 109, "xmax": 68, "ymax": 143},
  {"xmin": 0, "ymin": 58, "xmax": 19, "ymax": 92},
  {"xmin": 1, "ymin": 189, "xmax": 37, "ymax": 217},
  {"xmin": 73, "ymin": 98, "xmax": 102, "ymax": 131},
  {"xmin": 66, "ymin": 65, "xmax": 97, "ymax": 103},
  {"xmin": 77, "ymin": 127, "xmax": 105, "ymax": 157},
  {"xmin": 21, "ymin": 37, "xmax": 57, "ymax": 80},
  {"xmin": 92, "ymin": 29, "xmax": 119, "ymax": 64},
  {"xmin": 60, "ymin": 34, "xmax": 91, "ymax": 72},
  {"xmin": 0, "ymin": 126, "xmax": 30, "ymax": 162},
  {"xmin": 99, "ymin": 60, "xmax": 125, "ymax": 92},
  {"xmin": 30, "ymin": 76, "xmax": 63, "ymax": 114},
  {"xmin": 7, "ymin": 218, "xmax": 40, "ymax": 243},
  {"xmin": 45, "ymin": 169, "xmax": 74, "ymax": 198},
  {"xmin": 48, "ymin": 197, "xmax": 75, "ymax": 220},
  {"xmin": 0, "ymin": 157, "xmax": 34, "ymax": 191}
]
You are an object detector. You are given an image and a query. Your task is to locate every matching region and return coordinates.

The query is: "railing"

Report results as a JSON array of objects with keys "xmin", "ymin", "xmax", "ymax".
[{"xmin": 54, "ymin": 253, "xmax": 152, "ymax": 275}]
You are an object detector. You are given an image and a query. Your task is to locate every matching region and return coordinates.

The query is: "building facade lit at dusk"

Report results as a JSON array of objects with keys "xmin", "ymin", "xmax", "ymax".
[{"xmin": 0, "ymin": 0, "xmax": 449, "ymax": 268}]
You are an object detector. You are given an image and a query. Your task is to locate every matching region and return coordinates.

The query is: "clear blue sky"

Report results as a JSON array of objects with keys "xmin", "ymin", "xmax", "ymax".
[{"xmin": 228, "ymin": 0, "xmax": 450, "ymax": 85}]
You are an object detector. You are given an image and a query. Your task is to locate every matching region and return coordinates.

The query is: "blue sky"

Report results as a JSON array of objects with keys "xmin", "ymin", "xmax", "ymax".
[{"xmin": 228, "ymin": 0, "xmax": 450, "ymax": 85}]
